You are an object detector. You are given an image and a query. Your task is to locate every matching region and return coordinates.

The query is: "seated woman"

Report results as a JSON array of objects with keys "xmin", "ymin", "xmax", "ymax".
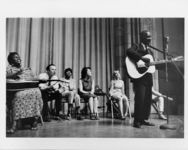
[
  {"xmin": 6, "ymin": 52, "xmax": 43, "ymax": 134},
  {"xmin": 79, "ymin": 67, "xmax": 99, "ymax": 120},
  {"xmin": 109, "ymin": 70, "xmax": 129, "ymax": 120}
]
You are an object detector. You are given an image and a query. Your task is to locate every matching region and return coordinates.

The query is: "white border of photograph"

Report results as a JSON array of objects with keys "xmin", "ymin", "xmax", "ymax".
[{"xmin": 0, "ymin": 0, "xmax": 187, "ymax": 150}]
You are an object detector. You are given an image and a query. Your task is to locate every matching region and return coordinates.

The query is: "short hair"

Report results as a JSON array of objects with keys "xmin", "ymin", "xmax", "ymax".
[
  {"xmin": 64, "ymin": 68, "xmax": 72, "ymax": 75},
  {"xmin": 112, "ymin": 70, "xmax": 121, "ymax": 80},
  {"xmin": 7, "ymin": 52, "xmax": 19, "ymax": 64},
  {"xmin": 46, "ymin": 64, "xmax": 55, "ymax": 71},
  {"xmin": 140, "ymin": 30, "xmax": 151, "ymax": 40},
  {"xmin": 81, "ymin": 67, "xmax": 91, "ymax": 79}
]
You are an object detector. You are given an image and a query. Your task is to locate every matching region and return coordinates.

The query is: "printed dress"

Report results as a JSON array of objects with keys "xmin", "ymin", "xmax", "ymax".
[{"xmin": 6, "ymin": 65, "xmax": 43, "ymax": 120}]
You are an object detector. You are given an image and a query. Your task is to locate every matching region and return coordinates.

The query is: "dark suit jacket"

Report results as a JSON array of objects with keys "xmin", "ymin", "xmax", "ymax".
[{"xmin": 126, "ymin": 43, "xmax": 153, "ymax": 87}]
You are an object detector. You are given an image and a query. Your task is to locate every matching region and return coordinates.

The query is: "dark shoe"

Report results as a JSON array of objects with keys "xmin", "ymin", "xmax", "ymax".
[
  {"xmin": 7, "ymin": 128, "xmax": 16, "ymax": 134},
  {"xmin": 119, "ymin": 116, "xmax": 126, "ymax": 120},
  {"xmin": 77, "ymin": 114, "xmax": 84, "ymax": 120},
  {"xmin": 31, "ymin": 125, "xmax": 38, "ymax": 130},
  {"xmin": 95, "ymin": 115, "xmax": 100, "ymax": 120},
  {"xmin": 43, "ymin": 117, "xmax": 51, "ymax": 122},
  {"xmin": 59, "ymin": 114, "xmax": 65, "ymax": 119},
  {"xmin": 90, "ymin": 114, "xmax": 96, "ymax": 120},
  {"xmin": 65, "ymin": 114, "xmax": 71, "ymax": 120},
  {"xmin": 133, "ymin": 122, "xmax": 141, "ymax": 128},
  {"xmin": 52, "ymin": 115, "xmax": 62, "ymax": 121},
  {"xmin": 141, "ymin": 120, "xmax": 155, "ymax": 126},
  {"xmin": 51, "ymin": 109, "xmax": 56, "ymax": 116},
  {"xmin": 158, "ymin": 114, "xmax": 167, "ymax": 120},
  {"xmin": 31, "ymin": 120, "xmax": 38, "ymax": 130}
]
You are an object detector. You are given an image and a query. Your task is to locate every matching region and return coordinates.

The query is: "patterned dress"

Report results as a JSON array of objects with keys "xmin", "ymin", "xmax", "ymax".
[{"xmin": 6, "ymin": 65, "xmax": 43, "ymax": 120}]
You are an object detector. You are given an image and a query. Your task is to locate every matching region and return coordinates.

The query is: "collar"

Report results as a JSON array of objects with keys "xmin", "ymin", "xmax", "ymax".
[{"xmin": 141, "ymin": 43, "xmax": 147, "ymax": 51}]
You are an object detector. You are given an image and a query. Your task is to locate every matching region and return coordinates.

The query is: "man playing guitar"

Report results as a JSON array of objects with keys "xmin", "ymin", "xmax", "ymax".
[
  {"xmin": 127, "ymin": 30, "xmax": 155, "ymax": 128},
  {"xmin": 38, "ymin": 64, "xmax": 61, "ymax": 122}
]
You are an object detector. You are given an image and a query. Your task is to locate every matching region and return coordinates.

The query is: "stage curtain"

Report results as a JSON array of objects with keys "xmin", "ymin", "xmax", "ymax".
[{"xmin": 6, "ymin": 18, "xmax": 131, "ymax": 96}]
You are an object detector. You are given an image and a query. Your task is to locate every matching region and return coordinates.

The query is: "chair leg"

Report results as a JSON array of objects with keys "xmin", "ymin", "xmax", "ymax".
[
  {"xmin": 128, "ymin": 103, "xmax": 132, "ymax": 119},
  {"xmin": 39, "ymin": 114, "xmax": 44, "ymax": 126},
  {"xmin": 111, "ymin": 100, "xmax": 114, "ymax": 119},
  {"xmin": 152, "ymin": 102, "xmax": 160, "ymax": 116}
]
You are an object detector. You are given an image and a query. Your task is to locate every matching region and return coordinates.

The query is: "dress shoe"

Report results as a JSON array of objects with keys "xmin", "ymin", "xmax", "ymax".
[
  {"xmin": 7, "ymin": 128, "xmax": 16, "ymax": 134},
  {"xmin": 65, "ymin": 114, "xmax": 71, "ymax": 120},
  {"xmin": 52, "ymin": 116, "xmax": 62, "ymax": 121},
  {"xmin": 31, "ymin": 120, "xmax": 38, "ymax": 130},
  {"xmin": 133, "ymin": 122, "xmax": 141, "ymax": 128},
  {"xmin": 141, "ymin": 120, "xmax": 155, "ymax": 126},
  {"xmin": 77, "ymin": 114, "xmax": 84, "ymax": 120},
  {"xmin": 158, "ymin": 114, "xmax": 167, "ymax": 120},
  {"xmin": 43, "ymin": 117, "xmax": 51, "ymax": 122},
  {"xmin": 119, "ymin": 116, "xmax": 126, "ymax": 120},
  {"xmin": 90, "ymin": 114, "xmax": 96, "ymax": 120},
  {"xmin": 95, "ymin": 115, "xmax": 100, "ymax": 120}
]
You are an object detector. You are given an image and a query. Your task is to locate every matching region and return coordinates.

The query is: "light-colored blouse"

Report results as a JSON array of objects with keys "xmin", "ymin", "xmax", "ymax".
[{"xmin": 109, "ymin": 79, "xmax": 125, "ymax": 97}]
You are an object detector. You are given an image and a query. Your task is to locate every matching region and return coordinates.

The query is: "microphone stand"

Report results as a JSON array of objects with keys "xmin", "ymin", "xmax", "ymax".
[
  {"xmin": 149, "ymin": 37, "xmax": 176, "ymax": 130},
  {"xmin": 148, "ymin": 45, "xmax": 174, "ymax": 58}
]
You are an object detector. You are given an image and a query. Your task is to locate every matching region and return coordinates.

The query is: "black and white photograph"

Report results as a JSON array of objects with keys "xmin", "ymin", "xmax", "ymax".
[
  {"xmin": 5, "ymin": 17, "xmax": 184, "ymax": 138},
  {"xmin": 0, "ymin": 0, "xmax": 187, "ymax": 150}
]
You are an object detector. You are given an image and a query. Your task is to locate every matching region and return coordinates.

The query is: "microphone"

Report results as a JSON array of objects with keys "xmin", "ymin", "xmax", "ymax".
[{"xmin": 148, "ymin": 36, "xmax": 173, "ymax": 57}]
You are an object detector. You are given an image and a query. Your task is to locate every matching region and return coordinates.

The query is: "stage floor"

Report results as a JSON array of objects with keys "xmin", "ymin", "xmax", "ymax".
[{"xmin": 7, "ymin": 114, "xmax": 184, "ymax": 138}]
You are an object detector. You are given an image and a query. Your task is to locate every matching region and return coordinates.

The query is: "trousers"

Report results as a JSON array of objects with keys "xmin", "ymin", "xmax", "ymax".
[{"xmin": 134, "ymin": 83, "xmax": 152, "ymax": 122}]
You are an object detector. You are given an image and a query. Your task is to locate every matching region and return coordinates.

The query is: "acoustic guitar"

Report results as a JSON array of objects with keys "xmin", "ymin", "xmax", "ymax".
[{"xmin": 125, "ymin": 54, "xmax": 183, "ymax": 79}]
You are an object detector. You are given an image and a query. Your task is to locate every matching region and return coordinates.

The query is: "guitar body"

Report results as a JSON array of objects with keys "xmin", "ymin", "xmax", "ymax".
[{"xmin": 125, "ymin": 54, "xmax": 156, "ymax": 79}]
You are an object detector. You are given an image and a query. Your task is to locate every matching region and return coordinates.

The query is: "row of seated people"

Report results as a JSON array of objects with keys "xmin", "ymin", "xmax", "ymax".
[
  {"xmin": 38, "ymin": 65, "xmax": 100, "ymax": 122},
  {"xmin": 6, "ymin": 52, "xmax": 129, "ymax": 134},
  {"xmin": 39, "ymin": 66, "xmax": 130, "ymax": 122},
  {"xmin": 6, "ymin": 52, "xmax": 166, "ymax": 134}
]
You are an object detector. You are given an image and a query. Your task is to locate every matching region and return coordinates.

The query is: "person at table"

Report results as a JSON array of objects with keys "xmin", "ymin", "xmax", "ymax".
[
  {"xmin": 109, "ymin": 70, "xmax": 129, "ymax": 120},
  {"xmin": 58, "ymin": 68, "xmax": 84, "ymax": 120},
  {"xmin": 6, "ymin": 52, "xmax": 43, "ymax": 134},
  {"xmin": 38, "ymin": 64, "xmax": 61, "ymax": 122},
  {"xmin": 79, "ymin": 67, "xmax": 99, "ymax": 120}
]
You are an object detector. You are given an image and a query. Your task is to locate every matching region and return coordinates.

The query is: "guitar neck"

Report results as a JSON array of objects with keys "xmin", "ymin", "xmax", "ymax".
[
  {"xmin": 150, "ymin": 59, "xmax": 173, "ymax": 66},
  {"xmin": 150, "ymin": 58, "xmax": 183, "ymax": 66}
]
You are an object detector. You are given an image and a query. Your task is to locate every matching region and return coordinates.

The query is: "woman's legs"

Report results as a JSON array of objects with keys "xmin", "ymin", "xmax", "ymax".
[
  {"xmin": 88, "ymin": 97, "xmax": 94, "ymax": 114},
  {"xmin": 74, "ymin": 94, "xmax": 81, "ymax": 114},
  {"xmin": 117, "ymin": 97, "xmax": 124, "ymax": 117},
  {"xmin": 93, "ymin": 97, "xmax": 100, "ymax": 120},
  {"xmin": 122, "ymin": 95, "xmax": 129, "ymax": 116},
  {"xmin": 89, "ymin": 97, "xmax": 100, "ymax": 120},
  {"xmin": 93, "ymin": 97, "xmax": 98, "ymax": 116}
]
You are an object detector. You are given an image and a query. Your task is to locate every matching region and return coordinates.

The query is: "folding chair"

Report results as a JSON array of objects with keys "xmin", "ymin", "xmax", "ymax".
[{"xmin": 107, "ymin": 95, "xmax": 132, "ymax": 119}]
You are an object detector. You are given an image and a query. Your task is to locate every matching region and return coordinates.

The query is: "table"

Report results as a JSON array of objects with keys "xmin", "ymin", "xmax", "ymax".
[{"xmin": 7, "ymin": 80, "xmax": 39, "ymax": 91}]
